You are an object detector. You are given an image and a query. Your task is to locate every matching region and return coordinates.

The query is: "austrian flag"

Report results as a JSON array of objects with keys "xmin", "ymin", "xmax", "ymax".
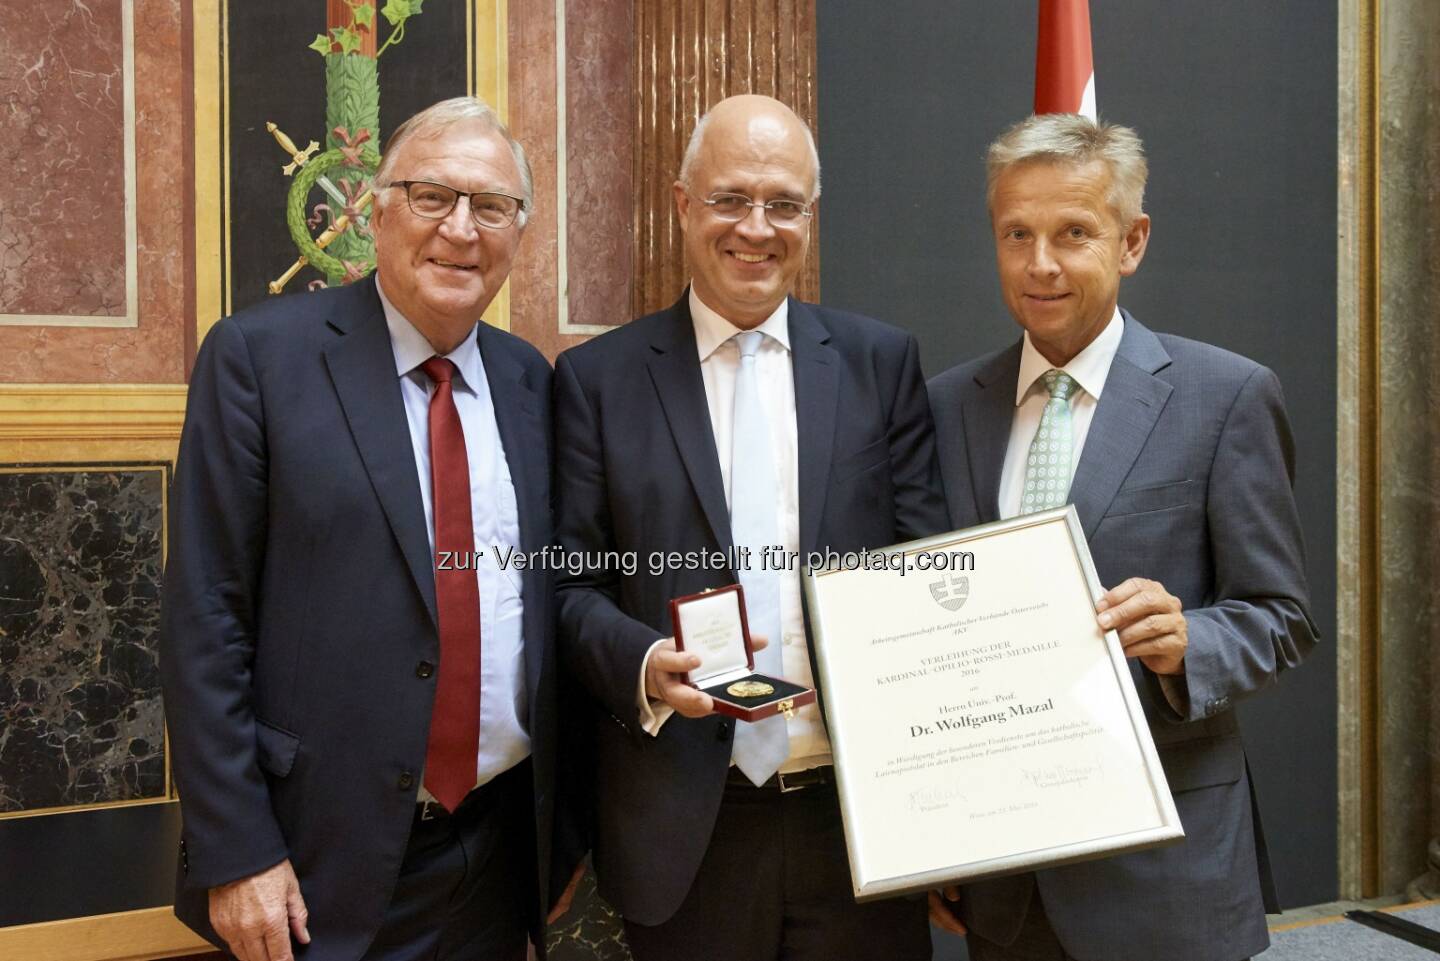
[{"xmin": 1034, "ymin": 0, "xmax": 1097, "ymax": 119}]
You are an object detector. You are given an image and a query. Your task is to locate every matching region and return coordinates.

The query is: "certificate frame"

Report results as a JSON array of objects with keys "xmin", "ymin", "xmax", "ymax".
[{"xmin": 803, "ymin": 506, "xmax": 1184, "ymax": 901}]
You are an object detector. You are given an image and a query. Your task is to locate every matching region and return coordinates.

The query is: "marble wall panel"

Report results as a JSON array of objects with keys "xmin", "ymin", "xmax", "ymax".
[
  {"xmin": 0, "ymin": 2, "xmax": 128, "ymax": 319},
  {"xmin": 0, "ymin": 467, "xmax": 168, "ymax": 814},
  {"xmin": 507, "ymin": 1, "xmax": 564, "ymax": 356},
  {"xmin": 0, "ymin": 0, "xmax": 188, "ymax": 383},
  {"xmin": 1375, "ymin": 0, "xmax": 1440, "ymax": 895},
  {"xmin": 1338, "ymin": 0, "xmax": 1440, "ymax": 898},
  {"xmin": 564, "ymin": 0, "xmax": 633, "ymax": 332},
  {"xmin": 508, "ymin": 0, "xmax": 639, "ymax": 357}
]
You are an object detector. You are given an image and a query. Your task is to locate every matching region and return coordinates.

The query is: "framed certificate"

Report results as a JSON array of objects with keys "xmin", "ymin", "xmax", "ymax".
[{"xmin": 802, "ymin": 506, "xmax": 1184, "ymax": 901}]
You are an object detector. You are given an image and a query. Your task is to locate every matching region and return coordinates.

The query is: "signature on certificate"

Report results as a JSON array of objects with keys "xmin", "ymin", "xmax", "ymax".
[
  {"xmin": 906, "ymin": 783, "xmax": 969, "ymax": 814},
  {"xmin": 1019, "ymin": 760, "xmax": 1103, "ymax": 789}
]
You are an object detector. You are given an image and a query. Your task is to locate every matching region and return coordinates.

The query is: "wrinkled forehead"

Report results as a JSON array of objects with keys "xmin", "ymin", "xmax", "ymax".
[{"xmin": 390, "ymin": 121, "xmax": 520, "ymax": 184}]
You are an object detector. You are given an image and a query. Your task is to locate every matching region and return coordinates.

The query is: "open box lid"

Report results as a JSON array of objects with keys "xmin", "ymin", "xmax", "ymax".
[{"xmin": 670, "ymin": 584, "xmax": 755, "ymax": 688}]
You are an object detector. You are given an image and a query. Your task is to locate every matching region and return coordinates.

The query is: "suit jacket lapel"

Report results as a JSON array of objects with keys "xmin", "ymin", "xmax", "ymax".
[
  {"xmin": 477, "ymin": 324, "xmax": 547, "ymax": 697},
  {"xmin": 1069, "ymin": 312, "xmax": 1174, "ymax": 538},
  {"xmin": 789, "ymin": 299, "xmax": 839, "ymax": 559},
  {"xmin": 322, "ymin": 280, "xmax": 438, "ymax": 630},
  {"xmin": 646, "ymin": 295, "xmax": 734, "ymax": 555},
  {"xmin": 966, "ymin": 343, "xmax": 1022, "ymax": 524}
]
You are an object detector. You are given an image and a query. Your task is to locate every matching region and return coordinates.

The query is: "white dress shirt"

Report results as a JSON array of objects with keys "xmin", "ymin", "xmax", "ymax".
[
  {"xmin": 377, "ymin": 276, "xmax": 531, "ymax": 792},
  {"xmin": 637, "ymin": 287, "xmax": 832, "ymax": 774},
  {"xmin": 998, "ymin": 307, "xmax": 1124, "ymax": 519}
]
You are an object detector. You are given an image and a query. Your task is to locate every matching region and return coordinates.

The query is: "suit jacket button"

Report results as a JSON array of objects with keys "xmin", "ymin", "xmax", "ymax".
[
  {"xmin": 716, "ymin": 720, "xmax": 733, "ymax": 742},
  {"xmin": 416, "ymin": 661, "xmax": 434, "ymax": 679},
  {"xmin": 398, "ymin": 771, "xmax": 415, "ymax": 790}
]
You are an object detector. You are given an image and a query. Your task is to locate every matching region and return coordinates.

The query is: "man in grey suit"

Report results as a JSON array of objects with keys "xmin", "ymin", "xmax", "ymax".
[{"xmin": 926, "ymin": 114, "xmax": 1318, "ymax": 961}]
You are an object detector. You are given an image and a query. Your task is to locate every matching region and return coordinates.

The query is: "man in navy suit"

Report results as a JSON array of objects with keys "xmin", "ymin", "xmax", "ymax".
[
  {"xmin": 926, "ymin": 113, "xmax": 1318, "ymax": 961},
  {"xmin": 554, "ymin": 95, "xmax": 949, "ymax": 961},
  {"xmin": 160, "ymin": 97, "xmax": 581, "ymax": 961}
]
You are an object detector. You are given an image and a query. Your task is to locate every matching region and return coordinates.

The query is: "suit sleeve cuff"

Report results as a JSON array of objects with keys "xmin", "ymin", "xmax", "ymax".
[
  {"xmin": 1156, "ymin": 672, "xmax": 1191, "ymax": 717},
  {"xmin": 637, "ymin": 638, "xmax": 676, "ymax": 735}
]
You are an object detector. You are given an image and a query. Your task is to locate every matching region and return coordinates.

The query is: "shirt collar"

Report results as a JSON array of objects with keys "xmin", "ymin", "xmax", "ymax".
[
  {"xmin": 689, "ymin": 285, "xmax": 791, "ymax": 362},
  {"xmin": 376, "ymin": 274, "xmax": 485, "ymax": 395},
  {"xmin": 1015, "ymin": 306, "xmax": 1125, "ymax": 407}
]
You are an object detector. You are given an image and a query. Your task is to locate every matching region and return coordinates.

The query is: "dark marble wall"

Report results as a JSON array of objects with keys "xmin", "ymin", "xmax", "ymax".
[
  {"xmin": 0, "ymin": 466, "xmax": 168, "ymax": 813},
  {"xmin": 546, "ymin": 867, "xmax": 633, "ymax": 961}
]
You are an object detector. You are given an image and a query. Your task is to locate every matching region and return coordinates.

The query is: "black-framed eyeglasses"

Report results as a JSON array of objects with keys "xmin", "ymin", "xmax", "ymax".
[
  {"xmin": 387, "ymin": 180, "xmax": 526, "ymax": 229},
  {"xmin": 697, "ymin": 191, "xmax": 813, "ymax": 228}
]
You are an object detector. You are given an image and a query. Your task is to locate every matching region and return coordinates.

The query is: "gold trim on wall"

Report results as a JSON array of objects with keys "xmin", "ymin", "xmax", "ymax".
[
  {"xmin": 0, "ymin": 906, "xmax": 211, "ymax": 961},
  {"xmin": 193, "ymin": 0, "xmax": 224, "ymax": 347},
  {"xmin": 191, "ymin": 1, "xmax": 510, "ymax": 346},
  {"xmin": 473, "ymin": 0, "xmax": 511, "ymax": 333},
  {"xmin": 0, "ymin": 385, "xmax": 187, "ymax": 464},
  {"xmin": 1336, "ymin": 0, "xmax": 1381, "ymax": 900}
]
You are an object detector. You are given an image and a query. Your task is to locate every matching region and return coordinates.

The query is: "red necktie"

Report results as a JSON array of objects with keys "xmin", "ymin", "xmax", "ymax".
[{"xmin": 420, "ymin": 357, "xmax": 481, "ymax": 811}]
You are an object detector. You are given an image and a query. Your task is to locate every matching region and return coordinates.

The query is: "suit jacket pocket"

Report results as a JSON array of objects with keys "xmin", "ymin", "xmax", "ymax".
[
  {"xmin": 254, "ymin": 717, "xmax": 301, "ymax": 778},
  {"xmin": 834, "ymin": 438, "xmax": 888, "ymax": 482},
  {"xmin": 1106, "ymin": 479, "xmax": 1198, "ymax": 518},
  {"xmin": 1157, "ymin": 735, "xmax": 1243, "ymax": 793}
]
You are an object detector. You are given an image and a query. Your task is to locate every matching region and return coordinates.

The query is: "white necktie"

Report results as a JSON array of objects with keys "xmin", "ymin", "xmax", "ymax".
[{"xmin": 728, "ymin": 331, "xmax": 790, "ymax": 785}]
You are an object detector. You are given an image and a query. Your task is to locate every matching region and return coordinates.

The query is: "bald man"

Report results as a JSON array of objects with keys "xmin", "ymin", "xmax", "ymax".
[{"xmin": 554, "ymin": 95, "xmax": 949, "ymax": 961}]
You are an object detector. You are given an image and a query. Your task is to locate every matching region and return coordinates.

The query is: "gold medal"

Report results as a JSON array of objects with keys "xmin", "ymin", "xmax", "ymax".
[{"xmin": 727, "ymin": 679, "xmax": 775, "ymax": 698}]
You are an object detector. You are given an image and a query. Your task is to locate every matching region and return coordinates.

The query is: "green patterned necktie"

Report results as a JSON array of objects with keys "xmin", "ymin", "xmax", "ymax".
[{"xmin": 1020, "ymin": 369, "xmax": 1080, "ymax": 514}]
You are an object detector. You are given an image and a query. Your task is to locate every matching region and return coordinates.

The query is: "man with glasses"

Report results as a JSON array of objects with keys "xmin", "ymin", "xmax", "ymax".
[
  {"xmin": 553, "ymin": 94, "xmax": 948, "ymax": 961},
  {"xmin": 162, "ymin": 96, "xmax": 582, "ymax": 961}
]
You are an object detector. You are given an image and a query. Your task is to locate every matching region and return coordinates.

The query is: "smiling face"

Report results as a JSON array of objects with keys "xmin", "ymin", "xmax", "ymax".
[
  {"xmin": 990, "ymin": 159, "xmax": 1150, "ymax": 366},
  {"xmin": 370, "ymin": 119, "xmax": 525, "ymax": 353},
  {"xmin": 673, "ymin": 99, "xmax": 815, "ymax": 329}
]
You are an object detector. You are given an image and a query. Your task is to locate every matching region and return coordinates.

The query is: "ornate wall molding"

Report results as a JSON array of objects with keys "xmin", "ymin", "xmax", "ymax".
[
  {"xmin": 0, "ymin": 906, "xmax": 209, "ymax": 961},
  {"xmin": 0, "ymin": 385, "xmax": 186, "ymax": 464}
]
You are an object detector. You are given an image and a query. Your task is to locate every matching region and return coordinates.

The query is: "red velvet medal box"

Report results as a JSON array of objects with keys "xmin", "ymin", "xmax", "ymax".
[{"xmin": 670, "ymin": 583, "xmax": 817, "ymax": 722}]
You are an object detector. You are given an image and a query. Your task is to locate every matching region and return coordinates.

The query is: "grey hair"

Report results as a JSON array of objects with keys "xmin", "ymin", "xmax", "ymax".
[
  {"xmin": 375, "ymin": 95, "xmax": 534, "ymax": 225},
  {"xmin": 986, "ymin": 114, "xmax": 1148, "ymax": 225},
  {"xmin": 677, "ymin": 108, "xmax": 823, "ymax": 202}
]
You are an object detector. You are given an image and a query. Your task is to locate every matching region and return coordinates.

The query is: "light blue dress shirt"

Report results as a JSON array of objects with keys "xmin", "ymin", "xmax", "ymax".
[{"xmin": 377, "ymin": 278, "xmax": 530, "ymax": 789}]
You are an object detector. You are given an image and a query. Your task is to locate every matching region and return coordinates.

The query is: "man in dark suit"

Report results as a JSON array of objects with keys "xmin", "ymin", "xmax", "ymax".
[
  {"xmin": 926, "ymin": 113, "xmax": 1318, "ymax": 961},
  {"xmin": 553, "ymin": 95, "xmax": 949, "ymax": 961},
  {"xmin": 160, "ymin": 97, "xmax": 581, "ymax": 961}
]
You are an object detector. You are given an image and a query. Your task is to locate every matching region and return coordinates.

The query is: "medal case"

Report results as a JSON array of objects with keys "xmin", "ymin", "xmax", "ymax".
[{"xmin": 670, "ymin": 584, "xmax": 816, "ymax": 722}]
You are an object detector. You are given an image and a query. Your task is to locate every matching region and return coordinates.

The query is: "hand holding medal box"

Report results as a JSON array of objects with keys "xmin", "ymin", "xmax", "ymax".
[{"xmin": 670, "ymin": 583, "xmax": 816, "ymax": 722}]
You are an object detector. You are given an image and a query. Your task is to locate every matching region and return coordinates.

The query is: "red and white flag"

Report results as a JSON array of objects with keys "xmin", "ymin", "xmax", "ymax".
[{"xmin": 1034, "ymin": 0, "xmax": 1096, "ymax": 119}]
